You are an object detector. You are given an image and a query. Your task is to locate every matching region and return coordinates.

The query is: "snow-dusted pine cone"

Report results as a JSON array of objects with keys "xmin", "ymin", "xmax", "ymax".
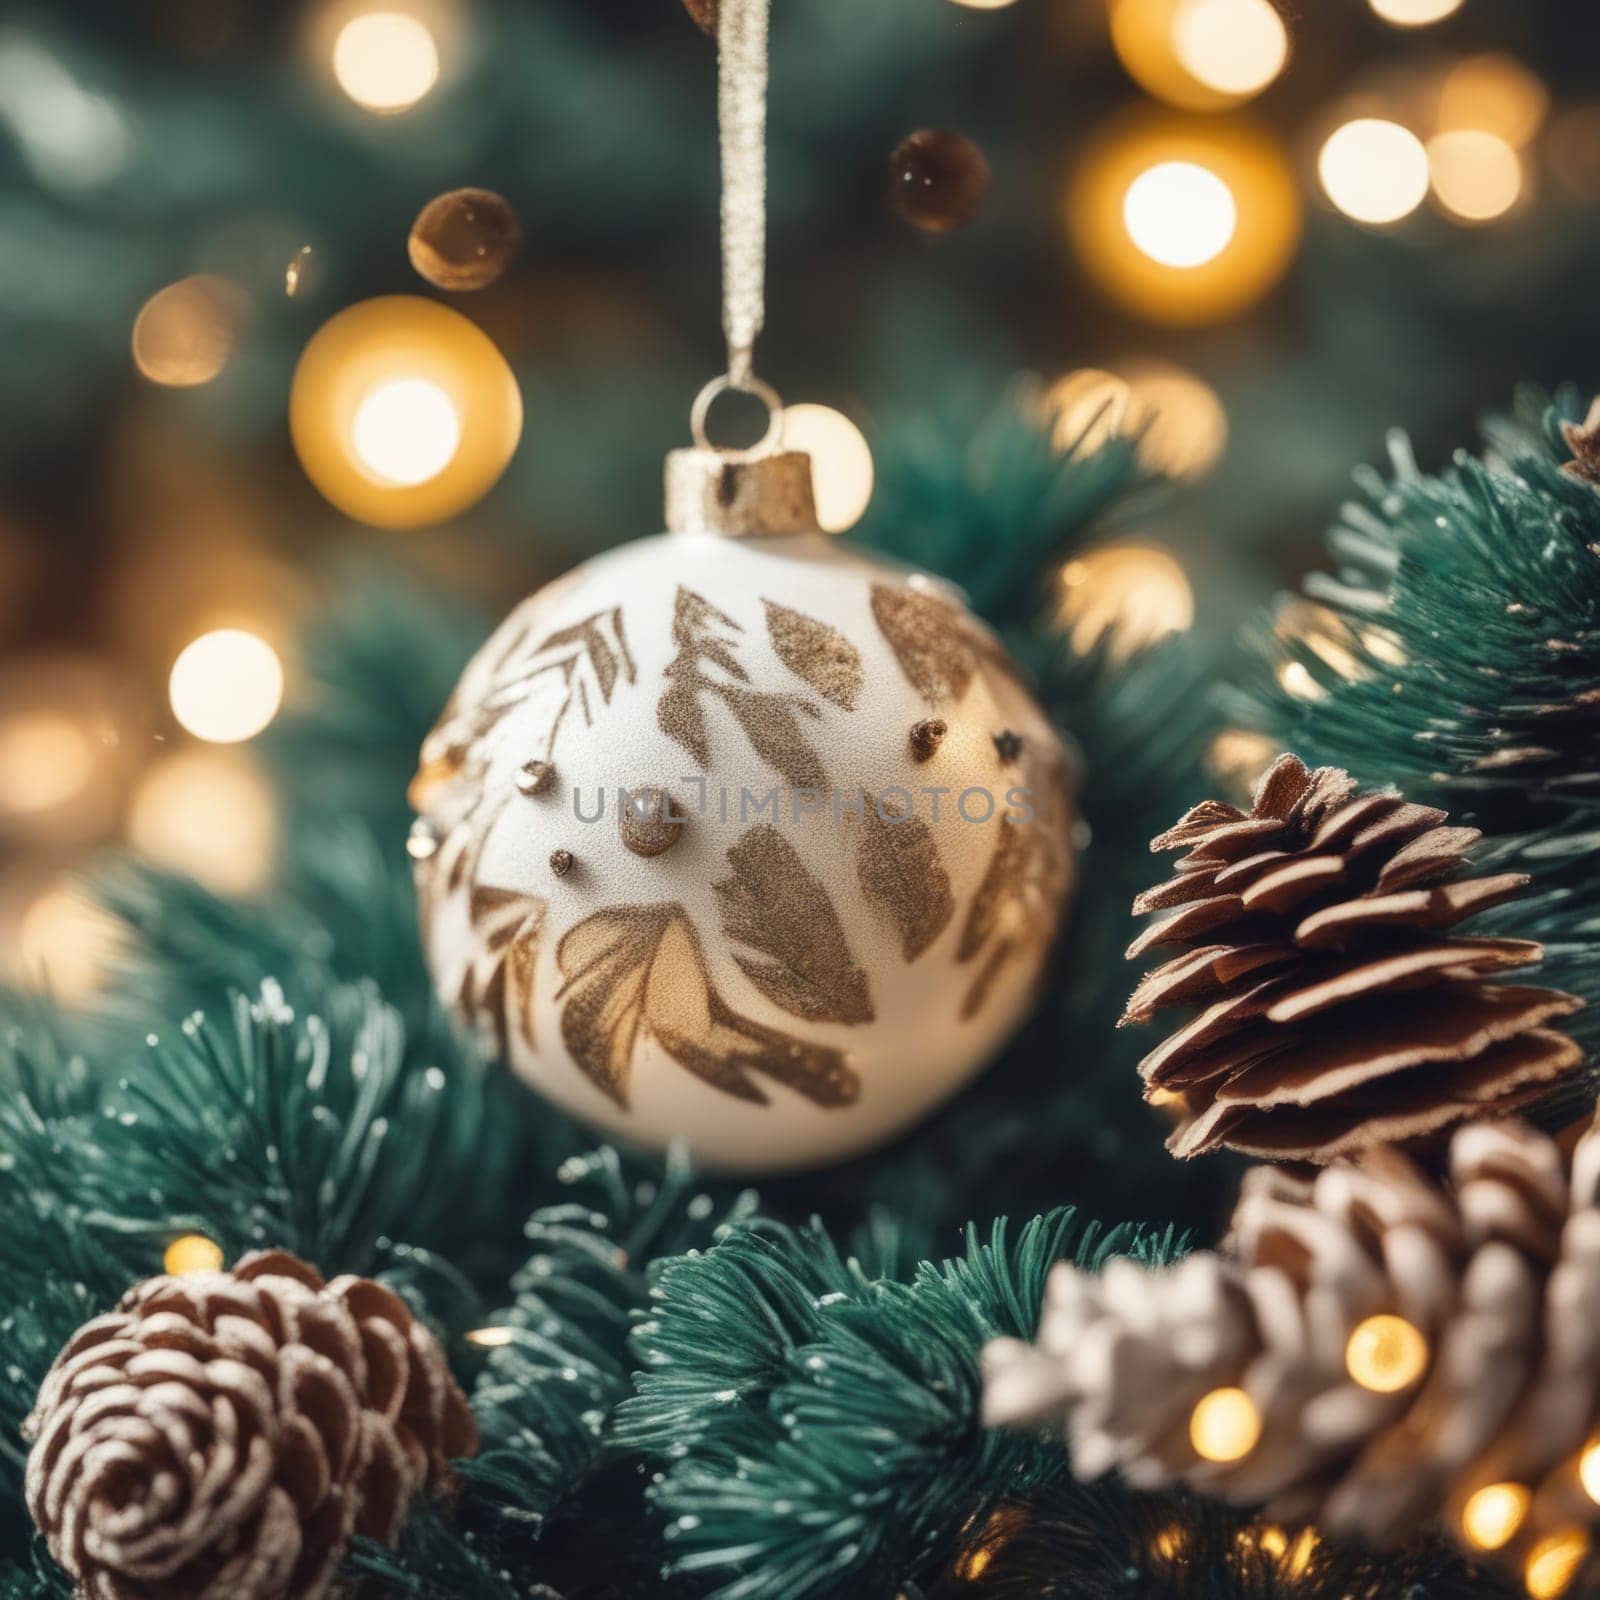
[
  {"xmin": 23, "ymin": 1248, "xmax": 478, "ymax": 1600},
  {"xmin": 1123, "ymin": 752, "xmax": 1584, "ymax": 1162},
  {"xmin": 984, "ymin": 1111, "xmax": 1600, "ymax": 1589}
]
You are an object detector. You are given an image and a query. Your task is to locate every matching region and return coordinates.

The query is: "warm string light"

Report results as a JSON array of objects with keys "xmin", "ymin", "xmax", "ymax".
[
  {"xmin": 1368, "ymin": 0, "xmax": 1463, "ymax": 25},
  {"xmin": 1427, "ymin": 129, "xmax": 1521, "ymax": 222},
  {"xmin": 1069, "ymin": 111, "xmax": 1299, "ymax": 325},
  {"xmin": 1059, "ymin": 543, "xmax": 1194, "ymax": 662},
  {"xmin": 332, "ymin": 10, "xmax": 440, "ymax": 111},
  {"xmin": 0, "ymin": 712, "xmax": 96, "ymax": 822},
  {"xmin": 168, "ymin": 629, "xmax": 284, "ymax": 744},
  {"xmin": 289, "ymin": 296, "xmax": 522, "ymax": 529},
  {"xmin": 780, "ymin": 403, "xmax": 875, "ymax": 533},
  {"xmin": 1171, "ymin": 0, "xmax": 1288, "ymax": 101},
  {"xmin": 1123, "ymin": 160, "xmax": 1238, "ymax": 267},
  {"xmin": 1579, "ymin": 1439, "xmax": 1600, "ymax": 1504},
  {"xmin": 10, "ymin": 881, "xmax": 121, "ymax": 1005},
  {"xmin": 1436, "ymin": 54, "xmax": 1548, "ymax": 147},
  {"xmin": 128, "ymin": 748, "xmax": 278, "ymax": 896},
  {"xmin": 1460, "ymin": 1483, "xmax": 1531, "ymax": 1552},
  {"xmin": 464, "ymin": 1326, "xmax": 516, "ymax": 1347},
  {"xmin": 1319, "ymin": 119, "xmax": 1431, "ymax": 224},
  {"xmin": 1344, "ymin": 1313, "xmax": 1429, "ymax": 1393},
  {"xmin": 1525, "ymin": 1530, "xmax": 1590, "ymax": 1600},
  {"xmin": 164, "ymin": 1236, "xmax": 224, "ymax": 1276},
  {"xmin": 1189, "ymin": 1386, "xmax": 1261, "ymax": 1463},
  {"xmin": 1045, "ymin": 365, "xmax": 1227, "ymax": 480}
]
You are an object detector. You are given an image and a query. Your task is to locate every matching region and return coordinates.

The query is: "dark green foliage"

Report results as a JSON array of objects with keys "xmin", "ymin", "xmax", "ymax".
[
  {"xmin": 854, "ymin": 378, "xmax": 1149, "ymax": 626},
  {"xmin": 1242, "ymin": 387, "xmax": 1600, "ymax": 1078},
  {"xmin": 928, "ymin": 1477, "xmax": 1513, "ymax": 1600},
  {"xmin": 622, "ymin": 1211, "xmax": 1176, "ymax": 1600}
]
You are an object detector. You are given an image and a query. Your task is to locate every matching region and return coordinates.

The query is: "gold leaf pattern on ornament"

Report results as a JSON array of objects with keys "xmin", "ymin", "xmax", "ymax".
[
  {"xmin": 870, "ymin": 584, "xmax": 977, "ymax": 704},
  {"xmin": 763, "ymin": 599, "xmax": 864, "ymax": 711},
  {"xmin": 715, "ymin": 824, "xmax": 875, "ymax": 1024},
  {"xmin": 658, "ymin": 587, "xmax": 827, "ymax": 790},
  {"xmin": 956, "ymin": 759, "xmax": 1073, "ymax": 1019},
  {"xmin": 856, "ymin": 799, "xmax": 955, "ymax": 962},
  {"xmin": 456, "ymin": 885, "xmax": 545, "ymax": 1058},
  {"xmin": 556, "ymin": 904, "xmax": 860, "ymax": 1109}
]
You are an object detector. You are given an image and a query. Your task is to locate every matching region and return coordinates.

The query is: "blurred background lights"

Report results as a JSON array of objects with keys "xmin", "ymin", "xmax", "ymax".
[
  {"xmin": 1123, "ymin": 160, "xmax": 1238, "ymax": 267},
  {"xmin": 1427, "ymin": 129, "xmax": 1522, "ymax": 222},
  {"xmin": 1059, "ymin": 542, "xmax": 1194, "ymax": 661},
  {"xmin": 1436, "ymin": 54, "xmax": 1548, "ymax": 147},
  {"xmin": 1460, "ymin": 1482, "xmax": 1529, "ymax": 1551},
  {"xmin": 168, "ymin": 629, "xmax": 284, "ymax": 744},
  {"xmin": 1525, "ymin": 1530, "xmax": 1590, "ymax": 1600},
  {"xmin": 1045, "ymin": 363, "xmax": 1227, "ymax": 480},
  {"xmin": 0, "ymin": 34, "xmax": 129, "ymax": 190},
  {"xmin": 1045, "ymin": 369, "xmax": 1136, "ymax": 456},
  {"xmin": 132, "ymin": 276, "xmax": 246, "ymax": 388},
  {"xmin": 1344, "ymin": 1313, "xmax": 1429, "ymax": 1392},
  {"xmin": 0, "ymin": 712, "xmax": 94, "ymax": 823},
  {"xmin": 1368, "ymin": 0, "xmax": 1464, "ymax": 25},
  {"xmin": 332, "ymin": 11, "xmax": 439, "ymax": 112},
  {"xmin": 11, "ymin": 880, "xmax": 120, "ymax": 1005},
  {"xmin": 948, "ymin": 0, "xmax": 1018, "ymax": 9},
  {"xmin": 351, "ymin": 377, "xmax": 462, "ymax": 487},
  {"xmin": 289, "ymin": 296, "xmax": 522, "ymax": 529},
  {"xmin": 129, "ymin": 748, "xmax": 278, "ymax": 896},
  {"xmin": 1171, "ymin": 0, "xmax": 1288, "ymax": 100},
  {"xmin": 1319, "ymin": 119, "xmax": 1430, "ymax": 223},
  {"xmin": 781, "ymin": 403, "xmax": 875, "ymax": 533},
  {"xmin": 1188, "ymin": 1386, "xmax": 1260, "ymax": 1463}
]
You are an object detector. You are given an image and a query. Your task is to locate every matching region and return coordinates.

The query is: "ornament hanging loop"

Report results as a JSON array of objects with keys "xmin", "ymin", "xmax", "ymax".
[
  {"xmin": 689, "ymin": 372, "xmax": 785, "ymax": 458},
  {"xmin": 716, "ymin": 0, "xmax": 768, "ymax": 392}
]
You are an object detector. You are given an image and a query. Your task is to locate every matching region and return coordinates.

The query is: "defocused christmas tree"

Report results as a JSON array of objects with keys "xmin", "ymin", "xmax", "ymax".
[{"xmin": 3, "ymin": 0, "xmax": 1600, "ymax": 1595}]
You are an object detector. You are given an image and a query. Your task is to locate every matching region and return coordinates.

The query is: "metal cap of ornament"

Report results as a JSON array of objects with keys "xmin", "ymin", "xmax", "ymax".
[{"xmin": 984, "ymin": 1109, "xmax": 1600, "ymax": 1593}]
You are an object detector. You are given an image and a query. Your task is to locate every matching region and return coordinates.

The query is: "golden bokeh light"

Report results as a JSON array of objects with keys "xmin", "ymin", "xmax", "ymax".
[
  {"xmin": 1044, "ymin": 369, "xmax": 1136, "ymax": 456},
  {"xmin": 164, "ymin": 1235, "xmax": 225, "ymax": 1277},
  {"xmin": 1344, "ymin": 1313, "xmax": 1429, "ymax": 1393},
  {"xmin": 132, "ymin": 275, "xmax": 246, "ymax": 388},
  {"xmin": 1207, "ymin": 728, "xmax": 1280, "ymax": 800},
  {"xmin": 350, "ymin": 376, "xmax": 463, "ymax": 487},
  {"xmin": 1319, "ymin": 119, "xmax": 1431, "ymax": 224},
  {"xmin": 948, "ymin": 0, "xmax": 1017, "ymax": 8},
  {"xmin": 465, "ymin": 1325, "xmax": 516, "ymax": 1347},
  {"xmin": 1123, "ymin": 160, "xmax": 1238, "ymax": 267},
  {"xmin": 1460, "ymin": 1483, "xmax": 1530, "ymax": 1552},
  {"xmin": 168, "ymin": 629, "xmax": 284, "ymax": 745},
  {"xmin": 1436, "ymin": 54, "xmax": 1548, "ymax": 147},
  {"xmin": 1152, "ymin": 1524, "xmax": 1187, "ymax": 1562},
  {"xmin": 1580, "ymin": 1440, "xmax": 1600, "ymax": 1504},
  {"xmin": 332, "ymin": 10, "xmax": 439, "ymax": 112},
  {"xmin": 781, "ymin": 403, "xmax": 875, "ymax": 533},
  {"xmin": 1525, "ymin": 1530, "xmax": 1591, "ymax": 1600},
  {"xmin": 1069, "ymin": 111, "xmax": 1299, "ymax": 325},
  {"xmin": 1189, "ymin": 1386, "xmax": 1261, "ymax": 1463},
  {"xmin": 1428, "ymin": 130, "xmax": 1522, "ymax": 222},
  {"xmin": 1120, "ymin": 361, "xmax": 1228, "ymax": 478},
  {"xmin": 12, "ymin": 881, "xmax": 120, "ymax": 1005},
  {"xmin": 1172, "ymin": 0, "xmax": 1288, "ymax": 101},
  {"xmin": 1059, "ymin": 543, "xmax": 1194, "ymax": 662},
  {"xmin": 290, "ymin": 296, "xmax": 523, "ymax": 529},
  {"xmin": 1368, "ymin": 0, "xmax": 1462, "ymax": 24},
  {"xmin": 129, "ymin": 748, "xmax": 279, "ymax": 897},
  {"xmin": 0, "ymin": 712, "xmax": 95, "ymax": 822}
]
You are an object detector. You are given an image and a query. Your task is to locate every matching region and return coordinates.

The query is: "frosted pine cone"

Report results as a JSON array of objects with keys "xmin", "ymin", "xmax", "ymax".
[
  {"xmin": 1123, "ymin": 752, "xmax": 1585, "ymax": 1162},
  {"xmin": 984, "ymin": 1112, "xmax": 1600, "ymax": 1588},
  {"xmin": 23, "ymin": 1248, "xmax": 477, "ymax": 1600}
]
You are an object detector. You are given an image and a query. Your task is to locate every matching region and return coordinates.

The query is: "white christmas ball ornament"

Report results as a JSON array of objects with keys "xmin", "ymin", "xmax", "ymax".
[{"xmin": 411, "ymin": 445, "xmax": 1077, "ymax": 1172}]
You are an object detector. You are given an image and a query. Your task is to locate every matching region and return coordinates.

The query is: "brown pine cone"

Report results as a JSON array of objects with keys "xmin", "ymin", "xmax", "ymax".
[
  {"xmin": 983, "ymin": 1111, "xmax": 1600, "ymax": 1588},
  {"xmin": 1123, "ymin": 752, "xmax": 1585, "ymax": 1162},
  {"xmin": 23, "ymin": 1248, "xmax": 478, "ymax": 1600}
]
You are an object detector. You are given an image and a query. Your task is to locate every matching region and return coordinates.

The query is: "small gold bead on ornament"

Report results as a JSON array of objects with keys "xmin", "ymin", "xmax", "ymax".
[
  {"xmin": 550, "ymin": 848, "xmax": 575, "ymax": 878},
  {"xmin": 408, "ymin": 188, "xmax": 522, "ymax": 293},
  {"xmin": 909, "ymin": 719, "xmax": 947, "ymax": 762},
  {"xmin": 517, "ymin": 759, "xmax": 555, "ymax": 797},
  {"xmin": 619, "ymin": 787, "xmax": 685, "ymax": 857}
]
